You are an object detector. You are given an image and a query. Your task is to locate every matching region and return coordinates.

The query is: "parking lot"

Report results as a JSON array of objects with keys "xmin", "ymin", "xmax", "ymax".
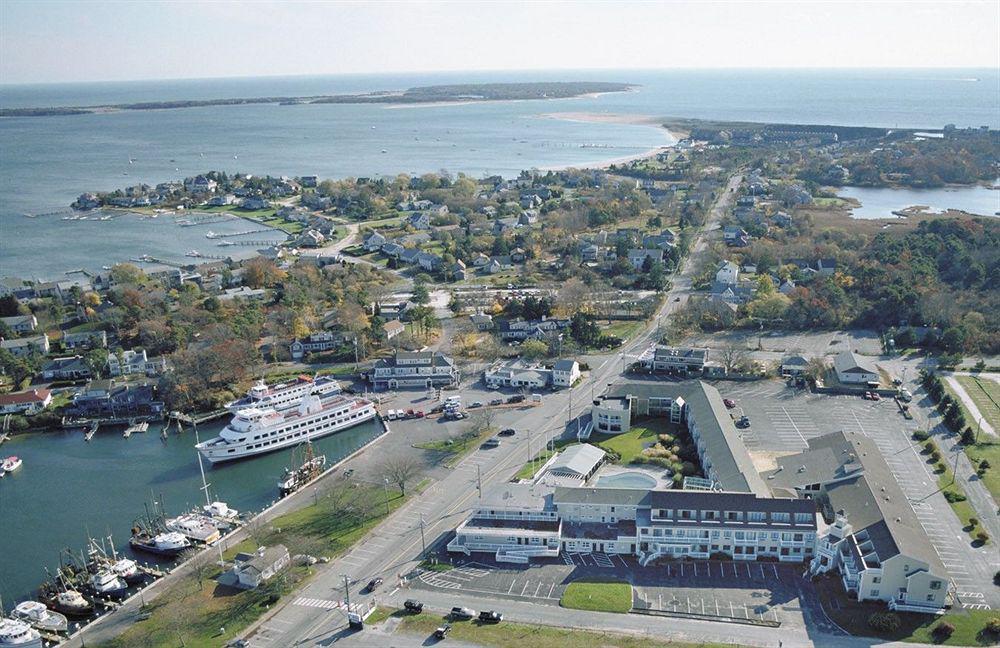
[{"xmin": 411, "ymin": 554, "xmax": 828, "ymax": 629}]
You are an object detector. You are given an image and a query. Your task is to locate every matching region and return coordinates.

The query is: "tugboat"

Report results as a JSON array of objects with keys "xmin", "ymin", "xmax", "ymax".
[
  {"xmin": 41, "ymin": 590, "xmax": 93, "ymax": 619},
  {"xmin": 278, "ymin": 442, "xmax": 326, "ymax": 496},
  {"xmin": 10, "ymin": 601, "xmax": 68, "ymax": 634},
  {"xmin": 0, "ymin": 619, "xmax": 42, "ymax": 648}
]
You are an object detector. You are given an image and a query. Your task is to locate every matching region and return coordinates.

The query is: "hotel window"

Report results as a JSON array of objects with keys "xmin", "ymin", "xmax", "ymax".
[
  {"xmin": 793, "ymin": 533, "xmax": 803, "ymax": 542},
  {"xmin": 795, "ymin": 512, "xmax": 812, "ymax": 523},
  {"xmin": 711, "ymin": 530, "xmax": 720, "ymax": 538},
  {"xmin": 772, "ymin": 512, "xmax": 790, "ymax": 522},
  {"xmin": 748, "ymin": 511, "xmax": 765, "ymax": 522},
  {"xmin": 702, "ymin": 510, "xmax": 718, "ymax": 520},
  {"xmin": 872, "ymin": 577, "xmax": 881, "ymax": 584},
  {"xmin": 725, "ymin": 511, "xmax": 741, "ymax": 521},
  {"xmin": 871, "ymin": 590, "xmax": 879, "ymax": 598},
  {"xmin": 781, "ymin": 533, "xmax": 792, "ymax": 541},
  {"xmin": 926, "ymin": 594, "xmax": 935, "ymax": 602},
  {"xmin": 681, "ymin": 509, "xmax": 694, "ymax": 519},
  {"xmin": 929, "ymin": 581, "xmax": 942, "ymax": 590},
  {"xmin": 735, "ymin": 531, "xmax": 745, "ymax": 540}
]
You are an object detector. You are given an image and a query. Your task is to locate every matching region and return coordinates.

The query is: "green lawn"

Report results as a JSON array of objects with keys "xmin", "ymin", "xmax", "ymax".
[
  {"xmin": 602, "ymin": 319, "xmax": 644, "ymax": 342},
  {"xmin": 393, "ymin": 612, "xmax": 731, "ymax": 648},
  {"xmin": 964, "ymin": 440, "xmax": 1000, "ymax": 503},
  {"xmin": 955, "ymin": 375, "xmax": 1000, "ymax": 433},
  {"xmin": 415, "ymin": 427, "xmax": 496, "ymax": 468},
  {"xmin": 590, "ymin": 420, "xmax": 677, "ymax": 464},
  {"xmin": 560, "ymin": 579, "xmax": 633, "ymax": 613}
]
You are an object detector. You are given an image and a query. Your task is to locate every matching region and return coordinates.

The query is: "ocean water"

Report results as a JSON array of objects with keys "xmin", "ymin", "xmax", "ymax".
[
  {"xmin": 2, "ymin": 68, "xmax": 998, "ymax": 280},
  {"xmin": 840, "ymin": 183, "xmax": 1000, "ymax": 219}
]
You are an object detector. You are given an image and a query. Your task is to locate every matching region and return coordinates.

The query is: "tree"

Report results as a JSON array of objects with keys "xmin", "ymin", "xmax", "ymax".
[
  {"xmin": 520, "ymin": 339, "xmax": 548, "ymax": 360},
  {"xmin": 720, "ymin": 343, "xmax": 750, "ymax": 374},
  {"xmin": 380, "ymin": 457, "xmax": 421, "ymax": 496},
  {"xmin": 411, "ymin": 282, "xmax": 430, "ymax": 305},
  {"xmin": 180, "ymin": 547, "xmax": 215, "ymax": 591}
]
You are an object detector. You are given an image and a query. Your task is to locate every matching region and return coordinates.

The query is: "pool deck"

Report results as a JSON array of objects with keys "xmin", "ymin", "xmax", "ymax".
[{"xmin": 589, "ymin": 464, "xmax": 673, "ymax": 489}]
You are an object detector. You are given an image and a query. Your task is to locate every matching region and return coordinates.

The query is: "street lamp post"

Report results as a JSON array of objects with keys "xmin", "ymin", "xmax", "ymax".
[
  {"xmin": 382, "ymin": 477, "xmax": 390, "ymax": 516},
  {"xmin": 342, "ymin": 574, "xmax": 352, "ymax": 613},
  {"xmin": 419, "ymin": 514, "xmax": 426, "ymax": 558}
]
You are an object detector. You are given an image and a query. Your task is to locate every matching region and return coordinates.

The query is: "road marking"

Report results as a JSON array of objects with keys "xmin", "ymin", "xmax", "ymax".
[
  {"xmin": 548, "ymin": 583, "xmax": 555, "ymax": 598},
  {"xmin": 521, "ymin": 581, "xmax": 530, "ymax": 596},
  {"xmin": 507, "ymin": 580, "xmax": 516, "ymax": 594}
]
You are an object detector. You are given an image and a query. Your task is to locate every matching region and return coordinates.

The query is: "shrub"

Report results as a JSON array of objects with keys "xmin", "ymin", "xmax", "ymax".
[
  {"xmin": 912, "ymin": 430, "xmax": 930, "ymax": 442},
  {"xmin": 657, "ymin": 433, "xmax": 674, "ymax": 445},
  {"xmin": 943, "ymin": 490, "xmax": 966, "ymax": 503},
  {"xmin": 976, "ymin": 530, "xmax": 990, "ymax": 544},
  {"xmin": 969, "ymin": 517, "xmax": 979, "ymax": 528},
  {"xmin": 867, "ymin": 612, "xmax": 901, "ymax": 633},
  {"xmin": 984, "ymin": 617, "xmax": 1000, "ymax": 635},
  {"xmin": 961, "ymin": 428, "xmax": 975, "ymax": 445},
  {"xmin": 929, "ymin": 450, "xmax": 941, "ymax": 462},
  {"xmin": 994, "ymin": 570, "xmax": 1000, "ymax": 586},
  {"xmin": 981, "ymin": 459, "xmax": 991, "ymax": 471},
  {"xmin": 934, "ymin": 462, "xmax": 946, "ymax": 474},
  {"xmin": 931, "ymin": 621, "xmax": 954, "ymax": 640}
]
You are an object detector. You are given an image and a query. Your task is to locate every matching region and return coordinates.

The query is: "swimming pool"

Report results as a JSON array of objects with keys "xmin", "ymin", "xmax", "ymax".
[{"xmin": 595, "ymin": 472, "xmax": 657, "ymax": 489}]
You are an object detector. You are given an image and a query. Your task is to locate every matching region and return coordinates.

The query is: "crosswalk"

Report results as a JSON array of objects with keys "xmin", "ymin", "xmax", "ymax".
[
  {"xmin": 418, "ymin": 562, "xmax": 492, "ymax": 590},
  {"xmin": 294, "ymin": 596, "xmax": 343, "ymax": 610}
]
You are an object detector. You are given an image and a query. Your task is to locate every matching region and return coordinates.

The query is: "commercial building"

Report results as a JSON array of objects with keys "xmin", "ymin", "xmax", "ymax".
[
  {"xmin": 833, "ymin": 351, "xmax": 879, "ymax": 385},
  {"xmin": 484, "ymin": 359, "xmax": 550, "ymax": 390},
  {"xmin": 651, "ymin": 346, "xmax": 708, "ymax": 374},
  {"xmin": 552, "ymin": 359, "xmax": 581, "ymax": 388},
  {"xmin": 765, "ymin": 430, "xmax": 949, "ymax": 613},
  {"xmin": 231, "ymin": 545, "xmax": 290, "ymax": 589},
  {"xmin": 371, "ymin": 350, "xmax": 459, "ymax": 390}
]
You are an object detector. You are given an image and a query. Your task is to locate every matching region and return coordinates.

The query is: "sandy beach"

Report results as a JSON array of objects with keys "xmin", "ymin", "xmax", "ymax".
[{"xmin": 537, "ymin": 111, "xmax": 679, "ymax": 170}]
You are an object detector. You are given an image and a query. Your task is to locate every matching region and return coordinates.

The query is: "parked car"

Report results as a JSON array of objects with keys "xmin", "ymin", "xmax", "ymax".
[
  {"xmin": 434, "ymin": 623, "xmax": 452, "ymax": 639},
  {"xmin": 499, "ymin": 428, "xmax": 516, "ymax": 437},
  {"xmin": 871, "ymin": 392, "xmax": 881, "ymax": 401},
  {"xmin": 470, "ymin": 401, "xmax": 483, "ymax": 408},
  {"xmin": 723, "ymin": 398, "xmax": 736, "ymax": 409},
  {"xmin": 508, "ymin": 394, "xmax": 525, "ymax": 404},
  {"xmin": 343, "ymin": 468, "xmax": 354, "ymax": 477},
  {"xmin": 674, "ymin": 296, "xmax": 681, "ymax": 302},
  {"xmin": 489, "ymin": 398, "xmax": 503, "ymax": 406},
  {"xmin": 478, "ymin": 610, "xmax": 503, "ymax": 624},
  {"xmin": 365, "ymin": 577, "xmax": 383, "ymax": 592},
  {"xmin": 863, "ymin": 391, "xmax": 873, "ymax": 400},
  {"xmin": 404, "ymin": 599, "xmax": 424, "ymax": 613},
  {"xmin": 450, "ymin": 607, "xmax": 475, "ymax": 620},
  {"xmin": 735, "ymin": 416, "xmax": 750, "ymax": 429},
  {"xmin": 892, "ymin": 377, "xmax": 903, "ymax": 386},
  {"xmin": 414, "ymin": 410, "xmax": 425, "ymax": 418},
  {"xmin": 482, "ymin": 437, "xmax": 501, "ymax": 449},
  {"xmin": 406, "ymin": 409, "xmax": 415, "ymax": 417},
  {"xmin": 899, "ymin": 389, "xmax": 913, "ymax": 402}
]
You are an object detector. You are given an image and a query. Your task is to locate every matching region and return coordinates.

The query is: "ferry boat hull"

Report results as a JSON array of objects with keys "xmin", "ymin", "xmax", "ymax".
[{"xmin": 197, "ymin": 395, "xmax": 376, "ymax": 464}]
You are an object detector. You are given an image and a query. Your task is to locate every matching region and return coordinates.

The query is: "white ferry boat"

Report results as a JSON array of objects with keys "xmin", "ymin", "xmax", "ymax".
[
  {"xmin": 223, "ymin": 375, "xmax": 341, "ymax": 413},
  {"xmin": 197, "ymin": 394, "xmax": 376, "ymax": 464},
  {"xmin": 0, "ymin": 619, "xmax": 42, "ymax": 648}
]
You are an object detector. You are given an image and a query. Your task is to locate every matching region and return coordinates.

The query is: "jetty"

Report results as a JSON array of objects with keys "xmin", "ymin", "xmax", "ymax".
[
  {"xmin": 84, "ymin": 422, "xmax": 99, "ymax": 441},
  {"xmin": 206, "ymin": 228, "xmax": 272, "ymax": 239},
  {"xmin": 169, "ymin": 409, "xmax": 229, "ymax": 426},
  {"xmin": 123, "ymin": 420, "xmax": 149, "ymax": 438}
]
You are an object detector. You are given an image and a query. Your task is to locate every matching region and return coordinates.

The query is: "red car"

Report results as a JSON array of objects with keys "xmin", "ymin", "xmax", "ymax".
[
  {"xmin": 414, "ymin": 410, "xmax": 425, "ymax": 418},
  {"xmin": 406, "ymin": 409, "xmax": 415, "ymax": 418},
  {"xmin": 723, "ymin": 399, "xmax": 736, "ymax": 409},
  {"xmin": 871, "ymin": 392, "xmax": 881, "ymax": 401}
]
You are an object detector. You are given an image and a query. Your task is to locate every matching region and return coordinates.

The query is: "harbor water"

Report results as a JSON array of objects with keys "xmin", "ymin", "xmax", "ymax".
[
  {"xmin": 839, "ymin": 182, "xmax": 1000, "ymax": 219},
  {"xmin": 0, "ymin": 418, "xmax": 383, "ymax": 604}
]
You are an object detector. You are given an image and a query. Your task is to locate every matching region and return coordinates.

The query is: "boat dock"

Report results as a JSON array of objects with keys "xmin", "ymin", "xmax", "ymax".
[
  {"xmin": 123, "ymin": 420, "xmax": 149, "ymax": 438},
  {"xmin": 169, "ymin": 409, "xmax": 229, "ymax": 426},
  {"xmin": 84, "ymin": 422, "xmax": 99, "ymax": 441},
  {"xmin": 206, "ymin": 228, "xmax": 273, "ymax": 239}
]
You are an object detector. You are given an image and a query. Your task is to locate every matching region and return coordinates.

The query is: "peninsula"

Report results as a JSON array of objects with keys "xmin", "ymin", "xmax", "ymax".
[{"xmin": 0, "ymin": 81, "xmax": 635, "ymax": 117}]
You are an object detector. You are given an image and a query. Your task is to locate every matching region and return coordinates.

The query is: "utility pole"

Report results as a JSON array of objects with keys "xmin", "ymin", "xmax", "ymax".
[
  {"xmin": 975, "ymin": 416, "xmax": 982, "ymax": 444},
  {"xmin": 952, "ymin": 447, "xmax": 961, "ymax": 485},
  {"xmin": 419, "ymin": 514, "xmax": 426, "ymax": 558},
  {"xmin": 476, "ymin": 465, "xmax": 482, "ymax": 499},
  {"xmin": 342, "ymin": 574, "xmax": 352, "ymax": 613},
  {"xmin": 383, "ymin": 477, "xmax": 390, "ymax": 516}
]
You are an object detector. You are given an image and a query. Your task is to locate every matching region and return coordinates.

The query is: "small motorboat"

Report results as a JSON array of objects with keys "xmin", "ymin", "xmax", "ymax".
[
  {"xmin": 11, "ymin": 601, "xmax": 68, "ymax": 634},
  {"xmin": 111, "ymin": 557, "xmax": 144, "ymax": 584},
  {"xmin": 201, "ymin": 501, "xmax": 240, "ymax": 529},
  {"xmin": 0, "ymin": 618, "xmax": 42, "ymax": 648},
  {"xmin": 88, "ymin": 570, "xmax": 128, "ymax": 599},
  {"xmin": 164, "ymin": 514, "xmax": 221, "ymax": 544},
  {"xmin": 1, "ymin": 456, "xmax": 22, "ymax": 475}
]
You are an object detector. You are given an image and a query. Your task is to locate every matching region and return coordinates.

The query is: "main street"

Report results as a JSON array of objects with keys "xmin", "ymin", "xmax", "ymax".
[{"xmin": 241, "ymin": 175, "xmax": 759, "ymax": 647}]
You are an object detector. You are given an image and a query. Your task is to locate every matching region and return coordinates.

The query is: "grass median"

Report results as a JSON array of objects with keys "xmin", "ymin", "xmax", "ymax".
[
  {"xmin": 394, "ymin": 611, "xmax": 733, "ymax": 648},
  {"xmin": 415, "ymin": 425, "xmax": 496, "ymax": 468},
  {"xmin": 921, "ymin": 439, "xmax": 988, "ymax": 544},
  {"xmin": 99, "ymin": 480, "xmax": 412, "ymax": 648},
  {"xmin": 560, "ymin": 578, "xmax": 633, "ymax": 613}
]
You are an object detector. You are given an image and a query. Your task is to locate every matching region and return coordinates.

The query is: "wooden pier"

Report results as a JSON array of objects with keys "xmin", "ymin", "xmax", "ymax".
[{"xmin": 169, "ymin": 409, "xmax": 229, "ymax": 426}]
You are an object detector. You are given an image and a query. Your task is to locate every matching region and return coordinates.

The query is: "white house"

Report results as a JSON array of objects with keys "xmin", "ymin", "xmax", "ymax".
[
  {"xmin": 107, "ymin": 349, "xmax": 169, "ymax": 377},
  {"xmin": 833, "ymin": 351, "xmax": 879, "ymax": 385},
  {"xmin": 552, "ymin": 359, "xmax": 580, "ymax": 388},
  {"xmin": 383, "ymin": 320, "xmax": 405, "ymax": 340},
  {"xmin": 715, "ymin": 261, "xmax": 740, "ymax": 285},
  {"xmin": 0, "ymin": 388, "xmax": 52, "ymax": 415},
  {"xmin": 627, "ymin": 248, "xmax": 663, "ymax": 271},
  {"xmin": 0, "ymin": 314, "xmax": 37, "ymax": 334},
  {"xmin": 0, "ymin": 334, "xmax": 49, "ymax": 358},
  {"xmin": 231, "ymin": 545, "xmax": 290, "ymax": 589}
]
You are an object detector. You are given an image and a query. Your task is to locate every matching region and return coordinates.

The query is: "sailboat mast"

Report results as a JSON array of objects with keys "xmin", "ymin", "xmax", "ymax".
[{"xmin": 195, "ymin": 425, "xmax": 212, "ymax": 508}]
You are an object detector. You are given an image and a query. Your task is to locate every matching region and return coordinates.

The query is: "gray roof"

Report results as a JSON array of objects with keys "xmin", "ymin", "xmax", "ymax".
[
  {"xmin": 647, "ymin": 490, "xmax": 816, "ymax": 528},
  {"xmin": 236, "ymin": 544, "xmax": 289, "ymax": 574},
  {"xmin": 654, "ymin": 346, "xmax": 707, "ymax": 361},
  {"xmin": 479, "ymin": 482, "xmax": 555, "ymax": 512},
  {"xmin": 547, "ymin": 444, "xmax": 605, "ymax": 478},
  {"xmin": 553, "ymin": 486, "xmax": 651, "ymax": 507},
  {"xmin": 834, "ymin": 350, "xmax": 878, "ymax": 376},
  {"xmin": 781, "ymin": 355, "xmax": 810, "ymax": 367},
  {"xmin": 553, "ymin": 359, "xmax": 577, "ymax": 371}
]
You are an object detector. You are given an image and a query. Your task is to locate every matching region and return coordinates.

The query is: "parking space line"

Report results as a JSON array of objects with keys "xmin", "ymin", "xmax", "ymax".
[
  {"xmin": 772, "ymin": 564, "xmax": 778, "ymax": 579},
  {"xmin": 507, "ymin": 580, "xmax": 516, "ymax": 595},
  {"xmin": 534, "ymin": 582, "xmax": 542, "ymax": 597},
  {"xmin": 548, "ymin": 583, "xmax": 554, "ymax": 598},
  {"xmin": 746, "ymin": 563, "xmax": 752, "ymax": 579},
  {"xmin": 744, "ymin": 604, "xmax": 750, "ymax": 619},
  {"xmin": 521, "ymin": 581, "xmax": 530, "ymax": 596}
]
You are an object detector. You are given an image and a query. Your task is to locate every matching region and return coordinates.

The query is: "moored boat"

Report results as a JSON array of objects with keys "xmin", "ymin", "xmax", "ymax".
[
  {"xmin": 10, "ymin": 601, "xmax": 67, "ymax": 634},
  {"xmin": 0, "ymin": 619, "xmax": 42, "ymax": 648},
  {"xmin": 87, "ymin": 570, "xmax": 128, "ymax": 599},
  {"xmin": 41, "ymin": 590, "xmax": 93, "ymax": 619},
  {"xmin": 164, "ymin": 513, "xmax": 221, "ymax": 544},
  {"xmin": 1, "ymin": 456, "xmax": 22, "ymax": 475},
  {"xmin": 198, "ymin": 393, "xmax": 375, "ymax": 464},
  {"xmin": 223, "ymin": 375, "xmax": 340, "ymax": 413},
  {"xmin": 129, "ymin": 530, "xmax": 190, "ymax": 557}
]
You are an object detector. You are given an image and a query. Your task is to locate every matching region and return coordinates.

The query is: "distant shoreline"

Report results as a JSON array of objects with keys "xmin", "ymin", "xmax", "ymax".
[
  {"xmin": 0, "ymin": 81, "xmax": 635, "ymax": 118},
  {"xmin": 539, "ymin": 111, "xmax": 680, "ymax": 170}
]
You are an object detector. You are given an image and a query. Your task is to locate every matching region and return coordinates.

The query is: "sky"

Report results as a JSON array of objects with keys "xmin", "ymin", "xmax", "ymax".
[{"xmin": 1, "ymin": 1, "xmax": 998, "ymax": 85}]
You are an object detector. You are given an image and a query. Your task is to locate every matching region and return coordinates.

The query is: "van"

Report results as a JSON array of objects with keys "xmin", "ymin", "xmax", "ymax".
[
  {"xmin": 531, "ymin": 393, "xmax": 542, "ymax": 403},
  {"xmin": 385, "ymin": 410, "xmax": 397, "ymax": 420},
  {"xmin": 446, "ymin": 395, "xmax": 461, "ymax": 404},
  {"xmin": 900, "ymin": 389, "xmax": 913, "ymax": 402}
]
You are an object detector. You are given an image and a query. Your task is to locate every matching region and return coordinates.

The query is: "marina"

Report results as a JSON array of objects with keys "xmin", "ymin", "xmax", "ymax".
[{"xmin": 0, "ymin": 417, "xmax": 384, "ymax": 605}]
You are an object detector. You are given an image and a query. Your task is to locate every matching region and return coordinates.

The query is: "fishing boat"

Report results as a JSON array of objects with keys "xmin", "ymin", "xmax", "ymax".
[
  {"xmin": 87, "ymin": 570, "xmax": 128, "ymax": 599},
  {"xmin": 223, "ymin": 375, "xmax": 340, "ymax": 414},
  {"xmin": 199, "ymin": 501, "xmax": 241, "ymax": 528},
  {"xmin": 197, "ymin": 394, "xmax": 375, "ymax": 464},
  {"xmin": 164, "ymin": 513, "xmax": 221, "ymax": 545},
  {"xmin": 0, "ymin": 619, "xmax": 42, "ymax": 648},
  {"xmin": 129, "ymin": 529, "xmax": 190, "ymax": 557},
  {"xmin": 10, "ymin": 601, "xmax": 67, "ymax": 634},
  {"xmin": 40, "ymin": 591, "xmax": 93, "ymax": 619},
  {"xmin": 278, "ymin": 442, "xmax": 326, "ymax": 495}
]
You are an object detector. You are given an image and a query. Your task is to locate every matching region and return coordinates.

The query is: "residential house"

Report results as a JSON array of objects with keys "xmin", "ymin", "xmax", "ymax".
[
  {"xmin": 380, "ymin": 242, "xmax": 404, "ymax": 259},
  {"xmin": 363, "ymin": 231, "xmax": 387, "ymax": 252},
  {"xmin": 1, "ymin": 334, "xmax": 50, "ymax": 358},
  {"xmin": 642, "ymin": 231, "xmax": 676, "ymax": 250},
  {"xmin": 231, "ymin": 545, "xmax": 291, "ymax": 590},
  {"xmin": 241, "ymin": 196, "xmax": 270, "ymax": 210},
  {"xmin": 715, "ymin": 261, "xmax": 740, "ymax": 285},
  {"xmin": 406, "ymin": 212, "xmax": 431, "ymax": 230},
  {"xmin": 290, "ymin": 331, "xmax": 348, "ymax": 360},
  {"xmin": 417, "ymin": 252, "xmax": 443, "ymax": 272},
  {"xmin": 399, "ymin": 248, "xmax": 422, "ymax": 266},
  {"xmin": 627, "ymin": 248, "xmax": 663, "ymax": 271},
  {"xmin": 710, "ymin": 281, "xmax": 756, "ymax": 305},
  {"xmin": 371, "ymin": 350, "xmax": 459, "ymax": 390},
  {"xmin": 497, "ymin": 317, "xmax": 570, "ymax": 342},
  {"xmin": 579, "ymin": 243, "xmax": 600, "ymax": 262},
  {"xmin": 299, "ymin": 175, "xmax": 318, "ymax": 188},
  {"xmin": 493, "ymin": 218, "xmax": 518, "ymax": 235},
  {"xmin": 184, "ymin": 175, "xmax": 217, "ymax": 194},
  {"xmin": 383, "ymin": 320, "xmax": 405, "ymax": 341},
  {"xmin": 723, "ymin": 226, "xmax": 750, "ymax": 247},
  {"xmin": 816, "ymin": 258, "xmax": 838, "ymax": 277},
  {"xmin": 41, "ymin": 355, "xmax": 92, "ymax": 381},
  {"xmin": 296, "ymin": 229, "xmax": 325, "ymax": 248},
  {"xmin": 552, "ymin": 359, "xmax": 580, "ymax": 388},
  {"xmin": 206, "ymin": 194, "xmax": 236, "ymax": 207},
  {"xmin": 518, "ymin": 210, "xmax": 539, "ymax": 226},
  {"xmin": 833, "ymin": 351, "xmax": 879, "ymax": 385},
  {"xmin": 69, "ymin": 379, "xmax": 164, "ymax": 419},
  {"xmin": 448, "ymin": 260, "xmax": 467, "ymax": 281},
  {"xmin": 62, "ymin": 330, "xmax": 108, "ymax": 350},
  {"xmin": 766, "ymin": 431, "xmax": 948, "ymax": 613},
  {"xmin": 469, "ymin": 313, "xmax": 494, "ymax": 331},
  {"xmin": 778, "ymin": 279, "xmax": 797, "ymax": 295},
  {"xmin": 0, "ymin": 314, "xmax": 37, "ymax": 334},
  {"xmin": 107, "ymin": 349, "xmax": 169, "ymax": 377},
  {"xmin": 773, "ymin": 212, "xmax": 793, "ymax": 228},
  {"xmin": 510, "ymin": 248, "xmax": 527, "ymax": 263},
  {"xmin": 219, "ymin": 286, "xmax": 266, "ymax": 302},
  {"xmin": 300, "ymin": 194, "xmax": 333, "ymax": 211},
  {"xmin": 472, "ymin": 253, "xmax": 491, "ymax": 268},
  {"xmin": 0, "ymin": 388, "xmax": 52, "ymax": 414}
]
